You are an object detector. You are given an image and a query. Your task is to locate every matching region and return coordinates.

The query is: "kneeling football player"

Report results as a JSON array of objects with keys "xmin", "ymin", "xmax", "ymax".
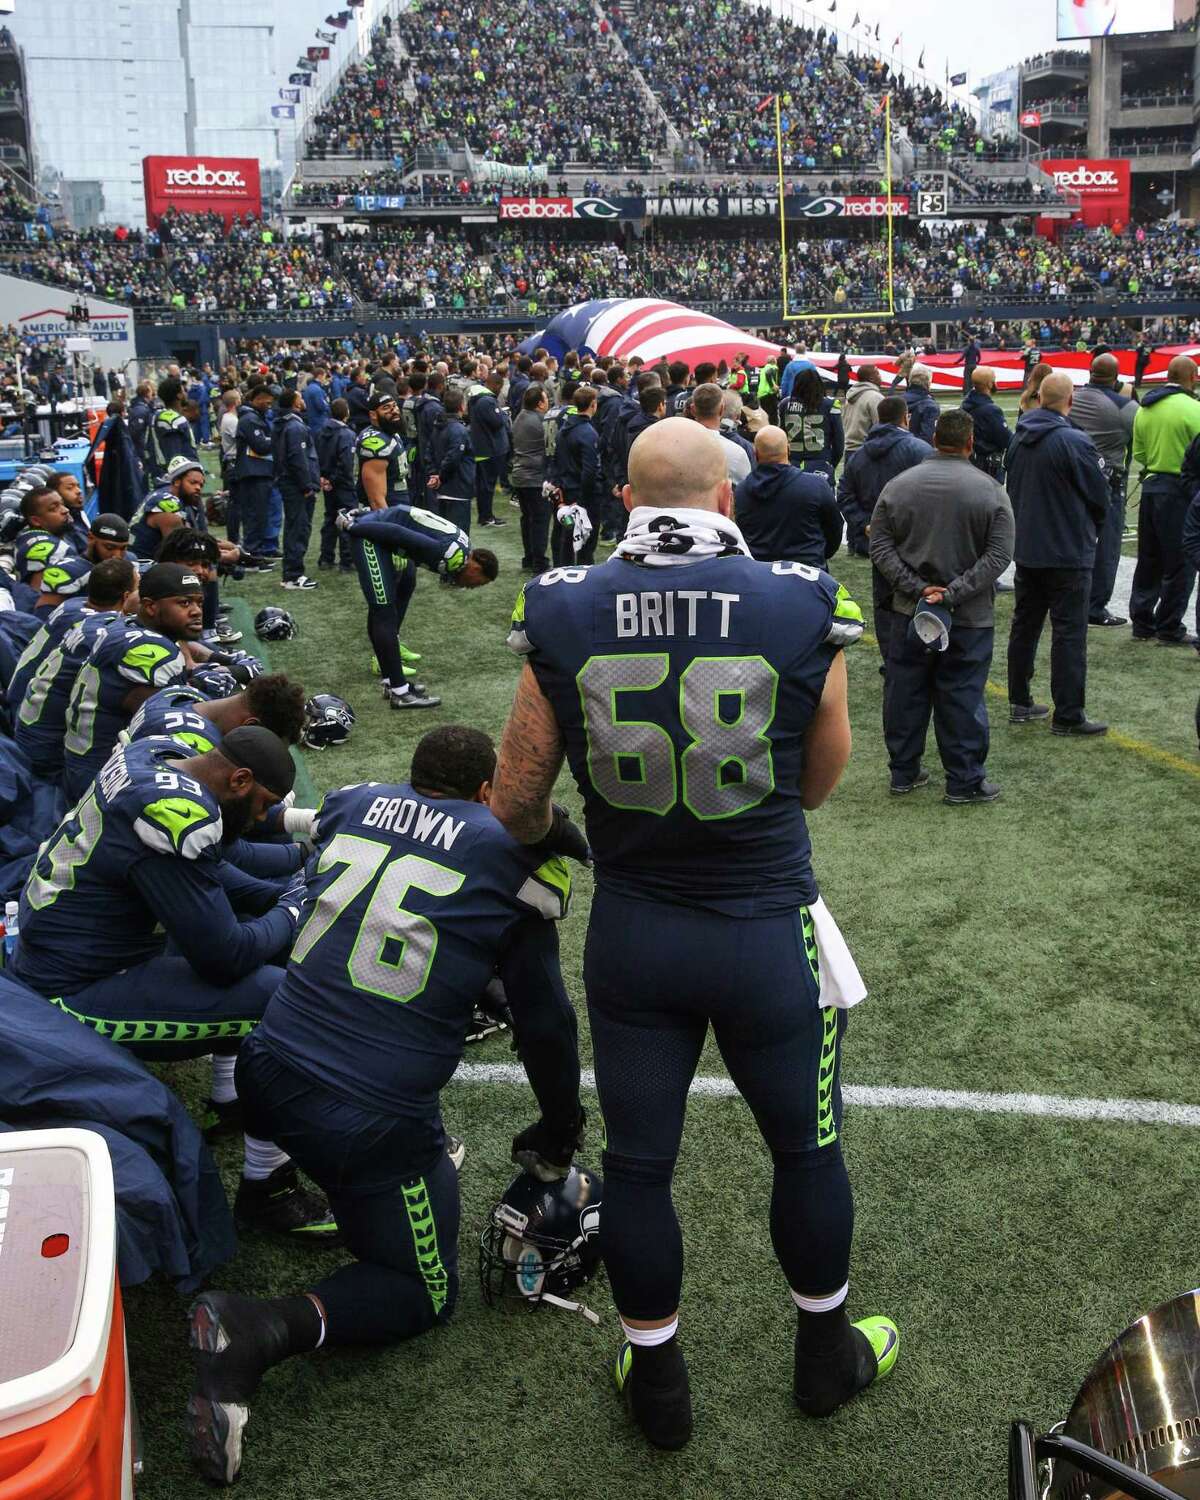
[{"xmin": 186, "ymin": 725, "xmax": 587, "ymax": 1487}]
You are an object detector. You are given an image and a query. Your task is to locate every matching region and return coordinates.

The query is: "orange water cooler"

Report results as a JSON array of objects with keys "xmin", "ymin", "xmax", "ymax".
[{"xmin": 0, "ymin": 1129, "xmax": 133, "ymax": 1500}]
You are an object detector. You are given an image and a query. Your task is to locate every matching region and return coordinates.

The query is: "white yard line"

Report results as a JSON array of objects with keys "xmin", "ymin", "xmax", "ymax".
[{"xmin": 452, "ymin": 1062, "xmax": 1200, "ymax": 1128}]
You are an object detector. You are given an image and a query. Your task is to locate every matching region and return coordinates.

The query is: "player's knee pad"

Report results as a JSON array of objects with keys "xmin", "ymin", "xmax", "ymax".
[{"xmin": 601, "ymin": 1147, "xmax": 676, "ymax": 1189}]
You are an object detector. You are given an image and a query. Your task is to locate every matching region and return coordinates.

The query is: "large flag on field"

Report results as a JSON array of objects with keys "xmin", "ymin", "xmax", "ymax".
[{"xmin": 518, "ymin": 299, "xmax": 784, "ymax": 367}]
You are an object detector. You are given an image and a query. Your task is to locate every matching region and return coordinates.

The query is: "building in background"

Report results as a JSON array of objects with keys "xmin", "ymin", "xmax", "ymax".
[{"xmin": 8, "ymin": 0, "xmax": 306, "ymax": 226}]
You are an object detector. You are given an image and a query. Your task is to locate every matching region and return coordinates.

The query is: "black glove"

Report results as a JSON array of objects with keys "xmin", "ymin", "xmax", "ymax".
[
  {"xmin": 512, "ymin": 1108, "xmax": 586, "ymax": 1183},
  {"xmin": 531, "ymin": 804, "xmax": 591, "ymax": 866}
]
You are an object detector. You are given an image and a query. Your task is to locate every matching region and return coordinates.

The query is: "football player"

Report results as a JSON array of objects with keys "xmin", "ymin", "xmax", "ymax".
[
  {"xmin": 60, "ymin": 562, "xmax": 203, "ymax": 802},
  {"xmin": 355, "ymin": 390, "xmax": 408, "ymax": 509},
  {"xmin": 13, "ymin": 558, "xmax": 141, "ymax": 779},
  {"xmin": 32, "ymin": 514, "xmax": 132, "ymax": 613},
  {"xmin": 13, "ymin": 725, "xmax": 333, "ymax": 1243},
  {"xmin": 129, "ymin": 456, "xmax": 206, "ymax": 557},
  {"xmin": 492, "ymin": 417, "xmax": 898, "ymax": 1449},
  {"xmin": 13, "ymin": 486, "xmax": 74, "ymax": 590},
  {"xmin": 186, "ymin": 725, "xmax": 586, "ymax": 1487},
  {"xmin": 337, "ymin": 502, "xmax": 498, "ymax": 710}
]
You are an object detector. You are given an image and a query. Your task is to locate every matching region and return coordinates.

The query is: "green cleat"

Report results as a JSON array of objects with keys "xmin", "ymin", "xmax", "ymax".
[
  {"xmin": 854, "ymin": 1315, "xmax": 900, "ymax": 1383},
  {"xmin": 794, "ymin": 1314, "xmax": 900, "ymax": 1417},
  {"xmin": 398, "ymin": 643, "xmax": 422, "ymax": 663}
]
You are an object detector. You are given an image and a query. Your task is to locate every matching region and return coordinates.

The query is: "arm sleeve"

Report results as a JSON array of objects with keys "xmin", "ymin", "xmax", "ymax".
[
  {"xmin": 868, "ymin": 494, "xmax": 928, "ymax": 597},
  {"xmin": 579, "ymin": 431, "xmax": 599, "ymax": 508},
  {"xmin": 212, "ymin": 859, "xmax": 288, "ymax": 914},
  {"xmin": 497, "ymin": 917, "xmax": 581, "ymax": 1133},
  {"xmin": 128, "ymin": 855, "xmax": 295, "ymax": 984},
  {"xmin": 942, "ymin": 497, "xmax": 1015, "ymax": 607},
  {"xmin": 439, "ymin": 434, "xmax": 467, "ymax": 482},
  {"xmin": 336, "ymin": 432, "xmax": 357, "ymax": 488},
  {"xmin": 1073, "ymin": 443, "xmax": 1111, "ymax": 527}
]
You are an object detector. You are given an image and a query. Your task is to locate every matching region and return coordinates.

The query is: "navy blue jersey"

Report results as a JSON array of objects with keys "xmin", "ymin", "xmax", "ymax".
[
  {"xmin": 779, "ymin": 395, "xmax": 844, "ymax": 472},
  {"xmin": 509, "ymin": 551, "xmax": 863, "ymax": 915},
  {"xmin": 14, "ymin": 528, "xmax": 72, "ymax": 584},
  {"xmin": 7, "ymin": 596, "xmax": 89, "ymax": 703},
  {"xmin": 347, "ymin": 502, "xmax": 469, "ymax": 576},
  {"xmin": 254, "ymin": 781, "xmax": 570, "ymax": 1115},
  {"xmin": 62, "ymin": 622, "xmax": 188, "ymax": 800},
  {"xmin": 126, "ymin": 691, "xmax": 221, "ymax": 754},
  {"xmin": 15, "ymin": 738, "xmax": 292, "ymax": 998},
  {"xmin": 38, "ymin": 552, "xmax": 92, "ymax": 602},
  {"xmin": 14, "ymin": 607, "xmax": 123, "ymax": 775},
  {"xmin": 130, "ymin": 484, "xmax": 203, "ymax": 559},
  {"xmin": 356, "ymin": 425, "xmax": 408, "ymax": 505}
]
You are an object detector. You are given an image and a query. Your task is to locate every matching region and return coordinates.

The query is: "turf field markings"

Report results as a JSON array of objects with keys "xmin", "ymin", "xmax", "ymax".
[
  {"xmin": 859, "ymin": 632, "xmax": 1200, "ymax": 782},
  {"xmin": 453, "ymin": 1062, "xmax": 1200, "ymax": 1128}
]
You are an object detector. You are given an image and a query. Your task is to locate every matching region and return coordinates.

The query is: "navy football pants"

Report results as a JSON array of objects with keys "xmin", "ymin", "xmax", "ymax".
[
  {"xmin": 584, "ymin": 889, "xmax": 853, "ymax": 1322},
  {"xmin": 238, "ymin": 1035, "xmax": 459, "ymax": 1346},
  {"xmin": 353, "ymin": 538, "xmax": 416, "ymax": 688}
]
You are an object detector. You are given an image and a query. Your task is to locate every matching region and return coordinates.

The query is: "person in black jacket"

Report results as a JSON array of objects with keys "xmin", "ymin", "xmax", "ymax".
[
  {"xmin": 234, "ymin": 384, "xmax": 276, "ymax": 567},
  {"xmin": 127, "ymin": 380, "xmax": 155, "ymax": 491},
  {"xmin": 467, "ymin": 369, "xmax": 509, "ymax": 529},
  {"xmin": 1005, "ymin": 372, "xmax": 1111, "ymax": 736},
  {"xmin": 550, "ymin": 384, "xmax": 601, "ymax": 566},
  {"xmin": 316, "ymin": 398, "xmax": 357, "ymax": 571},
  {"xmin": 902, "ymin": 366, "xmax": 940, "ymax": 446},
  {"xmin": 961, "ymin": 368, "xmax": 1013, "ymax": 479},
  {"xmin": 414, "ymin": 371, "xmax": 445, "ymax": 510},
  {"xmin": 346, "ymin": 369, "xmax": 372, "ymax": 433},
  {"xmin": 735, "ymin": 425, "xmax": 841, "ymax": 567},
  {"xmin": 426, "ymin": 388, "xmax": 476, "ymax": 535},
  {"xmin": 272, "ymin": 389, "xmax": 320, "ymax": 590}
]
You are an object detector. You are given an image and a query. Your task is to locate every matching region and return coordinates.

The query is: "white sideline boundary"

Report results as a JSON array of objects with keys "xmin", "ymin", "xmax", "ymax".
[{"xmin": 452, "ymin": 1063, "xmax": 1200, "ymax": 1129}]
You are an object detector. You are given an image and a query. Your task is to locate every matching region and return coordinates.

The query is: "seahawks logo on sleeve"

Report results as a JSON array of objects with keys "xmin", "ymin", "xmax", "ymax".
[
  {"xmin": 133, "ymin": 791, "xmax": 221, "ymax": 860},
  {"xmin": 117, "ymin": 635, "xmax": 186, "ymax": 687},
  {"xmin": 40, "ymin": 555, "xmax": 91, "ymax": 597}
]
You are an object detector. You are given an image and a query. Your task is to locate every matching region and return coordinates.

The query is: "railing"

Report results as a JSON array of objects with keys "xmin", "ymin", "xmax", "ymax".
[
  {"xmin": 1023, "ymin": 51, "xmax": 1088, "ymax": 73},
  {"xmin": 1027, "ymin": 97, "xmax": 1089, "ymax": 115},
  {"xmin": 1109, "ymin": 139, "xmax": 1191, "ymax": 157},
  {"xmin": 1119, "ymin": 92, "xmax": 1192, "ymax": 110}
]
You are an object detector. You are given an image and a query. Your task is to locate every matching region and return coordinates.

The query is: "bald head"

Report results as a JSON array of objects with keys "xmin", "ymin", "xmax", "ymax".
[
  {"xmin": 1090, "ymin": 353, "xmax": 1120, "ymax": 386},
  {"xmin": 1167, "ymin": 355, "xmax": 1197, "ymax": 391},
  {"xmin": 754, "ymin": 425, "xmax": 790, "ymax": 464},
  {"xmin": 971, "ymin": 367, "xmax": 996, "ymax": 396},
  {"xmin": 1039, "ymin": 372, "xmax": 1074, "ymax": 414},
  {"xmin": 626, "ymin": 416, "xmax": 732, "ymax": 515}
]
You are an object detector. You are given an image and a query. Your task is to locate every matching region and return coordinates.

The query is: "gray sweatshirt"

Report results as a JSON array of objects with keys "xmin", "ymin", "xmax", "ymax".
[
  {"xmin": 869, "ymin": 452, "xmax": 1015, "ymax": 628},
  {"xmin": 842, "ymin": 381, "xmax": 884, "ymax": 454},
  {"xmin": 1068, "ymin": 383, "xmax": 1137, "ymax": 472}
]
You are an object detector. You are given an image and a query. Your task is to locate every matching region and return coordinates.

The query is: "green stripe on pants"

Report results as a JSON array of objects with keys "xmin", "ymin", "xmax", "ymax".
[{"xmin": 403, "ymin": 1178, "xmax": 449, "ymax": 1315}]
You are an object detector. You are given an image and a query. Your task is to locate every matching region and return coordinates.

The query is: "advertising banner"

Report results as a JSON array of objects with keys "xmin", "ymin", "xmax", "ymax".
[
  {"xmin": 0, "ymin": 274, "xmax": 134, "ymax": 355},
  {"xmin": 1037, "ymin": 158, "xmax": 1130, "ymax": 229},
  {"xmin": 142, "ymin": 157, "xmax": 263, "ymax": 228},
  {"xmin": 1056, "ymin": 0, "xmax": 1172, "ymax": 40}
]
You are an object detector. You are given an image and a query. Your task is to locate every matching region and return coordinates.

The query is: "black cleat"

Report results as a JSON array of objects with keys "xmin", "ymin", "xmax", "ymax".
[
  {"xmin": 387, "ymin": 687, "xmax": 442, "ymax": 710},
  {"xmin": 1088, "ymin": 611, "xmax": 1126, "ymax": 627},
  {"xmin": 794, "ymin": 1316, "xmax": 899, "ymax": 1418},
  {"xmin": 187, "ymin": 1292, "xmax": 291, "ymax": 1486},
  {"xmin": 614, "ymin": 1340, "xmax": 694, "ymax": 1450},
  {"xmin": 199, "ymin": 1096, "xmax": 243, "ymax": 1144},
  {"xmin": 1009, "ymin": 703, "xmax": 1050, "ymax": 724},
  {"xmin": 944, "ymin": 779, "xmax": 1002, "ymax": 805},
  {"xmin": 465, "ymin": 1004, "xmax": 509, "ymax": 1043},
  {"xmin": 1050, "ymin": 717, "xmax": 1108, "ymax": 737},
  {"xmin": 234, "ymin": 1164, "xmax": 340, "ymax": 1245},
  {"xmin": 889, "ymin": 770, "xmax": 930, "ymax": 795}
]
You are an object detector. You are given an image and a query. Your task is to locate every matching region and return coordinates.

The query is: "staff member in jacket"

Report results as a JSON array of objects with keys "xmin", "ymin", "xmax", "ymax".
[
  {"xmin": 415, "ymin": 371, "xmax": 446, "ymax": 509},
  {"xmin": 234, "ymin": 383, "xmax": 276, "ymax": 569},
  {"xmin": 1069, "ymin": 353, "xmax": 1137, "ymax": 629},
  {"xmin": 550, "ymin": 384, "xmax": 601, "ymax": 566},
  {"xmin": 426, "ymin": 389, "xmax": 476, "ymax": 535},
  {"xmin": 273, "ymin": 389, "xmax": 320, "ymax": 591},
  {"xmin": 127, "ymin": 380, "xmax": 155, "ymax": 489},
  {"xmin": 870, "ymin": 409, "xmax": 1014, "ymax": 804},
  {"xmin": 346, "ymin": 369, "xmax": 372, "ymax": 434},
  {"xmin": 468, "ymin": 369, "xmax": 509, "ymax": 529},
  {"xmin": 1005, "ymin": 373, "xmax": 1111, "ymax": 736},
  {"xmin": 902, "ymin": 365, "xmax": 940, "ymax": 446},
  {"xmin": 1129, "ymin": 355, "xmax": 1200, "ymax": 645},
  {"xmin": 839, "ymin": 398, "xmax": 934, "ymax": 666},
  {"xmin": 511, "ymin": 384, "xmax": 550, "ymax": 574},
  {"xmin": 735, "ymin": 425, "xmax": 841, "ymax": 567},
  {"xmin": 303, "ymin": 365, "xmax": 332, "ymax": 440},
  {"xmin": 961, "ymin": 368, "xmax": 1013, "ymax": 480},
  {"xmin": 316, "ymin": 398, "xmax": 357, "ymax": 572}
]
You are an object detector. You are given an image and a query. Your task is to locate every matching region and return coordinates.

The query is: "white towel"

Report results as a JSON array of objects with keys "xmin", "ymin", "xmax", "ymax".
[{"xmin": 809, "ymin": 896, "xmax": 867, "ymax": 1009}]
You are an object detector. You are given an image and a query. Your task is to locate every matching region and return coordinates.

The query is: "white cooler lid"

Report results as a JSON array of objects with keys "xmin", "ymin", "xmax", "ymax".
[{"xmin": 0, "ymin": 1128, "xmax": 116, "ymax": 1437}]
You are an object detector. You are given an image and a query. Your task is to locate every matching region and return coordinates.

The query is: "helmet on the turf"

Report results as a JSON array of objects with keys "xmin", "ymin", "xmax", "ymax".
[
  {"xmin": 189, "ymin": 663, "xmax": 241, "ymax": 699},
  {"xmin": 254, "ymin": 606, "xmax": 297, "ymax": 642},
  {"xmin": 300, "ymin": 693, "xmax": 355, "ymax": 749},
  {"xmin": 0, "ymin": 503, "xmax": 23, "ymax": 544},
  {"xmin": 206, "ymin": 492, "xmax": 229, "ymax": 526},
  {"xmin": 479, "ymin": 1166, "xmax": 603, "ymax": 1322}
]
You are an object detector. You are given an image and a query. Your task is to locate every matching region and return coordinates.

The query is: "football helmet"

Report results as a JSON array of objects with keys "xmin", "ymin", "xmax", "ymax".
[
  {"xmin": 254, "ymin": 606, "xmax": 297, "ymax": 642},
  {"xmin": 206, "ymin": 492, "xmax": 229, "ymax": 526},
  {"xmin": 479, "ymin": 1166, "xmax": 603, "ymax": 1323},
  {"xmin": 300, "ymin": 693, "xmax": 356, "ymax": 749}
]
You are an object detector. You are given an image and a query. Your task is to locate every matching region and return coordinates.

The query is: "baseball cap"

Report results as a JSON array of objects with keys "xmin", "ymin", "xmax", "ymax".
[
  {"xmin": 140, "ymin": 562, "xmax": 204, "ymax": 600},
  {"xmin": 911, "ymin": 600, "xmax": 952, "ymax": 654},
  {"xmin": 90, "ymin": 512, "xmax": 130, "ymax": 542},
  {"xmin": 165, "ymin": 456, "xmax": 205, "ymax": 483},
  {"xmin": 218, "ymin": 725, "xmax": 296, "ymax": 798}
]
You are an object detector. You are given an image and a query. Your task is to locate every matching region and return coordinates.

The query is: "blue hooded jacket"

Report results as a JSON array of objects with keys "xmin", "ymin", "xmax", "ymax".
[
  {"xmin": 735, "ymin": 462, "xmax": 842, "ymax": 567},
  {"xmin": 904, "ymin": 387, "xmax": 940, "ymax": 445},
  {"xmin": 837, "ymin": 423, "xmax": 933, "ymax": 531},
  {"xmin": 961, "ymin": 389, "xmax": 1013, "ymax": 465},
  {"xmin": 1005, "ymin": 407, "xmax": 1110, "ymax": 569},
  {"xmin": 272, "ymin": 409, "xmax": 319, "ymax": 495}
]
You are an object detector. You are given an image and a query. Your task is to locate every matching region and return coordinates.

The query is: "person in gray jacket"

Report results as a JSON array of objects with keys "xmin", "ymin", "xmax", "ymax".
[
  {"xmin": 1068, "ymin": 353, "xmax": 1137, "ymax": 627},
  {"xmin": 511, "ymin": 384, "xmax": 550, "ymax": 574},
  {"xmin": 869, "ymin": 409, "xmax": 1015, "ymax": 806}
]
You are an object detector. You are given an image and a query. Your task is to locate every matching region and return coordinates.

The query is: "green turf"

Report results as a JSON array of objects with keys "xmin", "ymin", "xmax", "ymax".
[{"xmin": 124, "ymin": 471, "xmax": 1200, "ymax": 1499}]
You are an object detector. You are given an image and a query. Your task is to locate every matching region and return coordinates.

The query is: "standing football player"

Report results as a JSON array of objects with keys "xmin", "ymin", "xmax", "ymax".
[
  {"xmin": 492, "ymin": 417, "xmax": 898, "ymax": 1449},
  {"xmin": 185, "ymin": 725, "xmax": 586, "ymax": 1486}
]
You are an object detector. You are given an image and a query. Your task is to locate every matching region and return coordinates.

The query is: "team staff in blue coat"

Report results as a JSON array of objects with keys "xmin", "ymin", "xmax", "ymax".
[
  {"xmin": 550, "ymin": 385, "xmax": 602, "ymax": 566},
  {"xmin": 127, "ymin": 381, "xmax": 156, "ymax": 489},
  {"xmin": 272, "ymin": 390, "xmax": 320, "ymax": 590},
  {"xmin": 838, "ymin": 399, "xmax": 934, "ymax": 666},
  {"xmin": 346, "ymin": 369, "xmax": 372, "ymax": 434},
  {"xmin": 415, "ymin": 371, "xmax": 446, "ymax": 509},
  {"xmin": 316, "ymin": 399, "xmax": 357, "ymax": 571},
  {"xmin": 961, "ymin": 368, "xmax": 1013, "ymax": 479},
  {"xmin": 302, "ymin": 366, "xmax": 332, "ymax": 439},
  {"xmin": 735, "ymin": 424, "xmax": 841, "ymax": 568},
  {"xmin": 234, "ymin": 384, "xmax": 276, "ymax": 567},
  {"xmin": 1005, "ymin": 373, "xmax": 1111, "ymax": 737},
  {"xmin": 902, "ymin": 366, "xmax": 940, "ymax": 446},
  {"xmin": 467, "ymin": 369, "xmax": 509, "ymax": 529},
  {"xmin": 426, "ymin": 390, "xmax": 477, "ymax": 536}
]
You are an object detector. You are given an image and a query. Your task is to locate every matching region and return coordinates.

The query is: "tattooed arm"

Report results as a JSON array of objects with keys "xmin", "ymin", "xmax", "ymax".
[{"xmin": 491, "ymin": 663, "xmax": 566, "ymax": 844}]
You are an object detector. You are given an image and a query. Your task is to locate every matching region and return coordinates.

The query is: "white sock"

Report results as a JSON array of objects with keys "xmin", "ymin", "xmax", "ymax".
[
  {"xmin": 241, "ymin": 1135, "xmax": 289, "ymax": 1181},
  {"xmin": 210, "ymin": 1055, "xmax": 238, "ymax": 1105},
  {"xmin": 621, "ymin": 1316, "xmax": 679, "ymax": 1347},
  {"xmin": 388, "ymin": 681, "xmax": 410, "ymax": 695},
  {"xmin": 791, "ymin": 1282, "xmax": 849, "ymax": 1314},
  {"xmin": 311, "ymin": 1300, "xmax": 327, "ymax": 1349}
]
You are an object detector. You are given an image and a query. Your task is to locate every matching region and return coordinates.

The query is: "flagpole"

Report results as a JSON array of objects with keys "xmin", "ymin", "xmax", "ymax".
[{"xmin": 775, "ymin": 93, "xmax": 790, "ymax": 321}]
